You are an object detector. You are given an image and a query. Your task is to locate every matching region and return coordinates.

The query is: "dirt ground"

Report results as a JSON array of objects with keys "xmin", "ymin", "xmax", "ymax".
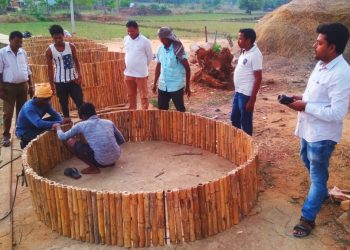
[
  {"xmin": 45, "ymin": 141, "xmax": 235, "ymax": 192},
  {"xmin": 1, "ymin": 40, "xmax": 350, "ymax": 250}
]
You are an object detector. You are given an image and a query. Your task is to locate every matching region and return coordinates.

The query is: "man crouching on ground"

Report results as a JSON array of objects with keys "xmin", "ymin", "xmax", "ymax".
[{"xmin": 53, "ymin": 102, "xmax": 125, "ymax": 174}]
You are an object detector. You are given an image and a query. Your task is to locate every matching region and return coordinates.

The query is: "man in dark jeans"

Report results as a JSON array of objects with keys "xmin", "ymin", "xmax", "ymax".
[
  {"xmin": 231, "ymin": 28, "xmax": 263, "ymax": 136},
  {"xmin": 0, "ymin": 31, "xmax": 34, "ymax": 147},
  {"xmin": 152, "ymin": 27, "xmax": 191, "ymax": 112},
  {"xmin": 46, "ymin": 24, "xmax": 83, "ymax": 119}
]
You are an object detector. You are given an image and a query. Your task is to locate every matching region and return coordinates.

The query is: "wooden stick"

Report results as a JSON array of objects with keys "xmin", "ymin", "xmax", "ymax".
[
  {"xmin": 91, "ymin": 190, "xmax": 100, "ymax": 244},
  {"xmin": 61, "ymin": 186, "xmax": 71, "ymax": 237},
  {"xmin": 116, "ymin": 192, "xmax": 124, "ymax": 247},
  {"xmin": 166, "ymin": 190, "xmax": 176, "ymax": 244},
  {"xmin": 110, "ymin": 192, "xmax": 117, "ymax": 245},
  {"xmin": 86, "ymin": 189, "xmax": 95, "ymax": 243},
  {"xmin": 143, "ymin": 193, "xmax": 151, "ymax": 247},
  {"xmin": 191, "ymin": 187, "xmax": 202, "ymax": 240},
  {"xmin": 186, "ymin": 188, "xmax": 196, "ymax": 242},
  {"xmin": 104, "ymin": 192, "xmax": 111, "ymax": 245},
  {"xmin": 150, "ymin": 192, "xmax": 158, "ymax": 246},
  {"xmin": 77, "ymin": 188, "xmax": 86, "ymax": 241},
  {"xmin": 213, "ymin": 180, "xmax": 221, "ymax": 233},
  {"xmin": 172, "ymin": 189, "xmax": 182, "ymax": 243},
  {"xmin": 122, "ymin": 192, "xmax": 131, "ymax": 248},
  {"xmin": 179, "ymin": 189, "xmax": 190, "ymax": 242},
  {"xmin": 204, "ymin": 183, "xmax": 213, "ymax": 236},
  {"xmin": 209, "ymin": 181, "xmax": 218, "ymax": 235},
  {"xmin": 197, "ymin": 184, "xmax": 208, "ymax": 238},
  {"xmin": 97, "ymin": 191, "xmax": 105, "ymax": 244},
  {"xmin": 49, "ymin": 182, "xmax": 58, "ymax": 233},
  {"xmin": 157, "ymin": 191, "xmax": 165, "ymax": 246},
  {"xmin": 130, "ymin": 193, "xmax": 139, "ymax": 247},
  {"xmin": 138, "ymin": 193, "xmax": 146, "ymax": 247}
]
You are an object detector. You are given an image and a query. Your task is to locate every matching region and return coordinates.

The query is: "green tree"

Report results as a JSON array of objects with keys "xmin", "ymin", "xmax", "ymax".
[
  {"xmin": 238, "ymin": 0, "xmax": 264, "ymax": 14},
  {"xmin": 0, "ymin": 0, "xmax": 8, "ymax": 14}
]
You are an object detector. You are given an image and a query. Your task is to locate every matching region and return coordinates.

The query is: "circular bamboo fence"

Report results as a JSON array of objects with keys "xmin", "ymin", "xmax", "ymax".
[
  {"xmin": 31, "ymin": 59, "xmax": 127, "ymax": 112},
  {"xmin": 22, "ymin": 110, "xmax": 259, "ymax": 248},
  {"xmin": 23, "ymin": 37, "xmax": 94, "ymax": 47},
  {"xmin": 29, "ymin": 51, "xmax": 125, "ymax": 65},
  {"xmin": 25, "ymin": 43, "xmax": 108, "ymax": 57}
]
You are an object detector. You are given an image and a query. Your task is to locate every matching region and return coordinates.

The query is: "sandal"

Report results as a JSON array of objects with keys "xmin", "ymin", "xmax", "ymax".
[
  {"xmin": 293, "ymin": 218, "xmax": 315, "ymax": 238},
  {"xmin": 64, "ymin": 167, "xmax": 82, "ymax": 179}
]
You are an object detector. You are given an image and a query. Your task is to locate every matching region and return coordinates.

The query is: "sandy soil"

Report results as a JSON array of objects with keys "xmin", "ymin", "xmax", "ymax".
[
  {"xmin": 1, "ymin": 40, "xmax": 350, "ymax": 250},
  {"xmin": 45, "ymin": 141, "xmax": 235, "ymax": 192}
]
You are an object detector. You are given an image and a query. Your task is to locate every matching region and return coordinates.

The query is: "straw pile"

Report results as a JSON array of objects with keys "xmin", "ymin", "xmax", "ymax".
[{"xmin": 256, "ymin": 0, "xmax": 350, "ymax": 62}]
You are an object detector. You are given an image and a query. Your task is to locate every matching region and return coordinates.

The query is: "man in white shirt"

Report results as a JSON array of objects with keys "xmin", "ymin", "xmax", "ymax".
[
  {"xmin": 285, "ymin": 23, "xmax": 350, "ymax": 238},
  {"xmin": 123, "ymin": 20, "xmax": 153, "ymax": 110},
  {"xmin": 0, "ymin": 31, "xmax": 34, "ymax": 147},
  {"xmin": 231, "ymin": 28, "xmax": 262, "ymax": 136}
]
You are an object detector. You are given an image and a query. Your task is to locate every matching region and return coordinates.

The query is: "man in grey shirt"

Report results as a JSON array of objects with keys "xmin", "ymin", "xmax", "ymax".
[{"xmin": 53, "ymin": 102, "xmax": 125, "ymax": 174}]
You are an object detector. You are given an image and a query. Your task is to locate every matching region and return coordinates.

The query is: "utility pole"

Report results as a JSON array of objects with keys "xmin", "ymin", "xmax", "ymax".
[{"xmin": 70, "ymin": 0, "xmax": 76, "ymax": 35}]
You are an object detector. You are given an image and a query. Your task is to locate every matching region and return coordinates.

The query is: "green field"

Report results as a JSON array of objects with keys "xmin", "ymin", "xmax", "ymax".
[{"xmin": 0, "ymin": 13, "xmax": 260, "ymax": 40}]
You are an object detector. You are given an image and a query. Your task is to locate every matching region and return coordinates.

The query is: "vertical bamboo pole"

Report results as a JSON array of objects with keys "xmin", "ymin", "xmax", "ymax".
[
  {"xmin": 219, "ymin": 178, "xmax": 226, "ymax": 231},
  {"xmin": 72, "ymin": 187, "xmax": 79, "ymax": 240},
  {"xmin": 214, "ymin": 180, "xmax": 221, "ymax": 233},
  {"xmin": 172, "ymin": 189, "xmax": 182, "ymax": 243},
  {"xmin": 204, "ymin": 183, "xmax": 213, "ymax": 236},
  {"xmin": 77, "ymin": 188, "xmax": 86, "ymax": 241},
  {"xmin": 166, "ymin": 190, "xmax": 176, "ymax": 244},
  {"xmin": 209, "ymin": 181, "xmax": 218, "ymax": 235},
  {"xmin": 143, "ymin": 193, "xmax": 151, "ymax": 247},
  {"xmin": 186, "ymin": 188, "xmax": 196, "ymax": 242},
  {"xmin": 97, "ymin": 191, "xmax": 105, "ymax": 244},
  {"xmin": 191, "ymin": 187, "xmax": 201, "ymax": 240},
  {"xmin": 91, "ymin": 190, "xmax": 100, "ymax": 244},
  {"xmin": 197, "ymin": 184, "xmax": 208, "ymax": 238},
  {"xmin": 110, "ymin": 192, "xmax": 117, "ymax": 245},
  {"xmin": 86, "ymin": 189, "xmax": 95, "ymax": 243},
  {"xmin": 104, "ymin": 192, "xmax": 111, "ymax": 245},
  {"xmin": 138, "ymin": 193, "xmax": 146, "ymax": 247},
  {"xmin": 62, "ymin": 186, "xmax": 71, "ymax": 237},
  {"xmin": 150, "ymin": 192, "xmax": 158, "ymax": 246},
  {"xmin": 67, "ymin": 187, "xmax": 75, "ymax": 239},
  {"xmin": 116, "ymin": 192, "xmax": 124, "ymax": 247},
  {"xmin": 122, "ymin": 192, "xmax": 131, "ymax": 248},
  {"xmin": 82, "ymin": 188, "xmax": 90, "ymax": 242},
  {"xmin": 156, "ymin": 191, "xmax": 165, "ymax": 246},
  {"xmin": 179, "ymin": 189, "xmax": 190, "ymax": 242},
  {"xmin": 49, "ymin": 182, "xmax": 58, "ymax": 232},
  {"xmin": 130, "ymin": 193, "xmax": 139, "ymax": 247},
  {"xmin": 55, "ymin": 184, "xmax": 62, "ymax": 235}
]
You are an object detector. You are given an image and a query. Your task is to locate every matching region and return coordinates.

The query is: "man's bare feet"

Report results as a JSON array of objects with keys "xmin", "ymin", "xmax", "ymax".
[{"xmin": 81, "ymin": 166, "xmax": 101, "ymax": 174}]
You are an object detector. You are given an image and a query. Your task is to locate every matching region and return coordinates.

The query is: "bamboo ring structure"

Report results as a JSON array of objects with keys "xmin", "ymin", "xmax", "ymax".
[{"xmin": 23, "ymin": 110, "xmax": 259, "ymax": 248}]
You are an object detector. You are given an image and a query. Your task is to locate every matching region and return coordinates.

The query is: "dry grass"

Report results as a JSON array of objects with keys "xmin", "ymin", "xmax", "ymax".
[{"xmin": 255, "ymin": 0, "xmax": 350, "ymax": 61}]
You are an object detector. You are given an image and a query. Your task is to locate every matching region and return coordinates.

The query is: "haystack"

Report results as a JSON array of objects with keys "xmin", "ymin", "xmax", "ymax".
[{"xmin": 256, "ymin": 0, "xmax": 350, "ymax": 62}]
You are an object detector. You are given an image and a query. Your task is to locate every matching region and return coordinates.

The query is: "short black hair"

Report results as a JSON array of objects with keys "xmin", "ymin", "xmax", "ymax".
[
  {"xmin": 316, "ymin": 23, "xmax": 350, "ymax": 55},
  {"xmin": 78, "ymin": 102, "xmax": 97, "ymax": 119},
  {"xmin": 49, "ymin": 25, "xmax": 64, "ymax": 36},
  {"xmin": 126, "ymin": 20, "xmax": 138, "ymax": 29},
  {"xmin": 9, "ymin": 31, "xmax": 23, "ymax": 40},
  {"xmin": 239, "ymin": 28, "xmax": 256, "ymax": 44}
]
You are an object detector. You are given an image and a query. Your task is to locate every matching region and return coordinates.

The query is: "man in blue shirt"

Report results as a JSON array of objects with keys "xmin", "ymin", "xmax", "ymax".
[
  {"xmin": 16, "ymin": 83, "xmax": 66, "ymax": 149},
  {"xmin": 53, "ymin": 102, "xmax": 125, "ymax": 174},
  {"xmin": 152, "ymin": 27, "xmax": 191, "ymax": 112}
]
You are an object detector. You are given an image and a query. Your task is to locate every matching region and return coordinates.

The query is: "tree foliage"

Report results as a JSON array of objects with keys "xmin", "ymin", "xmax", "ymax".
[{"xmin": 238, "ymin": 0, "xmax": 264, "ymax": 14}]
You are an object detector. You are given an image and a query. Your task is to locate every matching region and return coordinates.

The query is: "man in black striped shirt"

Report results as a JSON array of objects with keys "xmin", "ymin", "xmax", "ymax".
[{"xmin": 45, "ymin": 24, "xmax": 83, "ymax": 119}]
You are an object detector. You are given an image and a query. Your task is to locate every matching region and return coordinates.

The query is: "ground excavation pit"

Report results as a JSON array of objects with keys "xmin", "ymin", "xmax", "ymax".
[
  {"xmin": 45, "ymin": 141, "xmax": 236, "ymax": 192},
  {"xmin": 23, "ymin": 110, "xmax": 258, "ymax": 247}
]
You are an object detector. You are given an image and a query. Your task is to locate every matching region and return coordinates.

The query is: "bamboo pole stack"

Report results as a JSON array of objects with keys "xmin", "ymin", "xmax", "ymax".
[{"xmin": 23, "ymin": 110, "xmax": 259, "ymax": 248}]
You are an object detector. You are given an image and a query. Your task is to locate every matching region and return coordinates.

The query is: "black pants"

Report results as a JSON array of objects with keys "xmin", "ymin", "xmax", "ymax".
[
  {"xmin": 158, "ymin": 88, "xmax": 186, "ymax": 112},
  {"xmin": 55, "ymin": 81, "xmax": 84, "ymax": 117}
]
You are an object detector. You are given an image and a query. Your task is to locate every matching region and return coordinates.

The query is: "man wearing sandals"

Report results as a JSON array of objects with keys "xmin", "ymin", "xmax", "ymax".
[
  {"xmin": 53, "ymin": 102, "xmax": 125, "ymax": 174},
  {"xmin": 287, "ymin": 23, "xmax": 350, "ymax": 237}
]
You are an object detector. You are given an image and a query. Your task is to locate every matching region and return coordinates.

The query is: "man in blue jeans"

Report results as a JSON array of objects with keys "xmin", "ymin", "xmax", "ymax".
[
  {"xmin": 286, "ymin": 23, "xmax": 350, "ymax": 237},
  {"xmin": 231, "ymin": 28, "xmax": 263, "ymax": 135}
]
